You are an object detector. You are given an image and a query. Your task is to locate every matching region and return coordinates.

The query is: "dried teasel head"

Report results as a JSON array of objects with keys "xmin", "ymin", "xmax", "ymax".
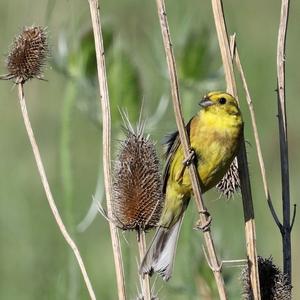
[
  {"xmin": 1, "ymin": 26, "xmax": 48, "ymax": 84},
  {"xmin": 241, "ymin": 256, "xmax": 292, "ymax": 300},
  {"xmin": 216, "ymin": 157, "xmax": 240, "ymax": 199},
  {"xmin": 112, "ymin": 113, "xmax": 163, "ymax": 231}
]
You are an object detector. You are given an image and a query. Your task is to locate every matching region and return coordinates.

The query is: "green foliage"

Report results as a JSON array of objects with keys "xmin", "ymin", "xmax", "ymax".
[
  {"xmin": 68, "ymin": 29, "xmax": 113, "ymax": 81},
  {"xmin": 68, "ymin": 30, "xmax": 97, "ymax": 80},
  {"xmin": 54, "ymin": 25, "xmax": 141, "ymax": 126},
  {"xmin": 107, "ymin": 41, "xmax": 141, "ymax": 125},
  {"xmin": 178, "ymin": 28, "xmax": 212, "ymax": 81},
  {"xmin": 0, "ymin": 1, "xmax": 299, "ymax": 300}
]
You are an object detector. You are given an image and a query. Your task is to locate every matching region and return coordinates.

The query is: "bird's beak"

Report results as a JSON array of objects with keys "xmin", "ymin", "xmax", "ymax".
[{"xmin": 199, "ymin": 97, "xmax": 213, "ymax": 108}]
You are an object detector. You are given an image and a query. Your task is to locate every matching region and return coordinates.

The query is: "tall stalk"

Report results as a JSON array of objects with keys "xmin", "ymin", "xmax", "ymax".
[
  {"xmin": 211, "ymin": 0, "xmax": 261, "ymax": 299},
  {"xmin": 155, "ymin": 0, "xmax": 228, "ymax": 299},
  {"xmin": 137, "ymin": 232, "xmax": 151, "ymax": 300},
  {"xmin": 87, "ymin": 0, "xmax": 127, "ymax": 299},
  {"xmin": 229, "ymin": 35, "xmax": 282, "ymax": 233},
  {"xmin": 276, "ymin": 0, "xmax": 294, "ymax": 283},
  {"xmin": 18, "ymin": 83, "xmax": 96, "ymax": 300}
]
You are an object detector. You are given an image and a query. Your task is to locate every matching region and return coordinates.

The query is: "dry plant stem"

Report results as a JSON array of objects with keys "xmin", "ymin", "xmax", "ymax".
[
  {"xmin": 17, "ymin": 83, "xmax": 96, "ymax": 300},
  {"xmin": 229, "ymin": 36, "xmax": 282, "ymax": 230},
  {"xmin": 137, "ymin": 232, "xmax": 151, "ymax": 300},
  {"xmin": 211, "ymin": 0, "xmax": 261, "ymax": 299},
  {"xmin": 277, "ymin": 0, "xmax": 292, "ymax": 282},
  {"xmin": 87, "ymin": 0, "xmax": 127, "ymax": 299},
  {"xmin": 156, "ymin": 1, "xmax": 227, "ymax": 299}
]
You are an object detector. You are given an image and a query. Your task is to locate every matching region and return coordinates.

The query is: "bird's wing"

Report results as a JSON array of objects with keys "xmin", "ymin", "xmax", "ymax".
[{"xmin": 162, "ymin": 119, "xmax": 192, "ymax": 193}]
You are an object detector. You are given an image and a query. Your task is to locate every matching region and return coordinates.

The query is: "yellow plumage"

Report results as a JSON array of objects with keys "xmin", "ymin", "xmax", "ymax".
[{"xmin": 140, "ymin": 91, "xmax": 243, "ymax": 280}]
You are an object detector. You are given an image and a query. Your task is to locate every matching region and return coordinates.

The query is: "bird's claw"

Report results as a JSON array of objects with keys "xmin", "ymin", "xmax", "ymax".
[
  {"xmin": 175, "ymin": 149, "xmax": 196, "ymax": 183},
  {"xmin": 194, "ymin": 210, "xmax": 212, "ymax": 232},
  {"xmin": 183, "ymin": 149, "xmax": 196, "ymax": 166}
]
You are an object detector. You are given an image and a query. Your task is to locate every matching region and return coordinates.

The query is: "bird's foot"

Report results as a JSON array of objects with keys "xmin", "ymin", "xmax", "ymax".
[
  {"xmin": 183, "ymin": 148, "xmax": 196, "ymax": 166},
  {"xmin": 175, "ymin": 149, "xmax": 196, "ymax": 183},
  {"xmin": 194, "ymin": 210, "xmax": 212, "ymax": 232}
]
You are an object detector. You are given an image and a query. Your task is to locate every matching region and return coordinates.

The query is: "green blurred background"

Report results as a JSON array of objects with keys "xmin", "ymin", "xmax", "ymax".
[{"xmin": 0, "ymin": 0, "xmax": 299, "ymax": 299}]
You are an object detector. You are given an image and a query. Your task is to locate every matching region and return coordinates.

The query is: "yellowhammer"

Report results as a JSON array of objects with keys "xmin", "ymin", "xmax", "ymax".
[{"xmin": 140, "ymin": 91, "xmax": 243, "ymax": 281}]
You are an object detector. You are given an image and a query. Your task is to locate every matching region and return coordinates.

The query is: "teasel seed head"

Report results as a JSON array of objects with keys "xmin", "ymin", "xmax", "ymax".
[
  {"xmin": 2, "ymin": 26, "xmax": 48, "ymax": 83},
  {"xmin": 216, "ymin": 157, "xmax": 240, "ymax": 198},
  {"xmin": 112, "ymin": 113, "xmax": 163, "ymax": 231},
  {"xmin": 241, "ymin": 256, "xmax": 292, "ymax": 300}
]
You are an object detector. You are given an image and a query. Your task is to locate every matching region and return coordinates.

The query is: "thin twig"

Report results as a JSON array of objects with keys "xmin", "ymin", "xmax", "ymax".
[
  {"xmin": 17, "ymin": 83, "xmax": 96, "ymax": 300},
  {"xmin": 222, "ymin": 259, "xmax": 247, "ymax": 269},
  {"xmin": 87, "ymin": 0, "xmax": 127, "ymax": 299},
  {"xmin": 290, "ymin": 204, "xmax": 296, "ymax": 231},
  {"xmin": 155, "ymin": 1, "xmax": 227, "ymax": 299},
  {"xmin": 211, "ymin": 1, "xmax": 261, "ymax": 299},
  {"xmin": 276, "ymin": 0, "xmax": 292, "ymax": 282},
  {"xmin": 137, "ymin": 231, "xmax": 151, "ymax": 300},
  {"xmin": 229, "ymin": 35, "xmax": 283, "ymax": 231}
]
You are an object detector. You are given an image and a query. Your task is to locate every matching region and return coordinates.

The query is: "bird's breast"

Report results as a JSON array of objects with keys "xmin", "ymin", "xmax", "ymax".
[
  {"xmin": 189, "ymin": 113, "xmax": 242, "ymax": 191},
  {"xmin": 167, "ymin": 111, "xmax": 242, "ymax": 196}
]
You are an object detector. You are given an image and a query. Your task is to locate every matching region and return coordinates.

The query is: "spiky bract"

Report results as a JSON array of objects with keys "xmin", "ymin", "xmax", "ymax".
[
  {"xmin": 216, "ymin": 157, "xmax": 240, "ymax": 198},
  {"xmin": 112, "ymin": 120, "xmax": 163, "ymax": 231},
  {"xmin": 241, "ymin": 256, "xmax": 292, "ymax": 300},
  {"xmin": 4, "ymin": 26, "xmax": 48, "ymax": 83}
]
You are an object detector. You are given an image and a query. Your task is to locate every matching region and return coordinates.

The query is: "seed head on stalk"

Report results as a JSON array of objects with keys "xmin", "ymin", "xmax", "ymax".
[
  {"xmin": 0, "ymin": 25, "xmax": 96, "ymax": 299},
  {"xmin": 241, "ymin": 256, "xmax": 292, "ymax": 300},
  {"xmin": 216, "ymin": 157, "xmax": 240, "ymax": 199},
  {"xmin": 1, "ymin": 26, "xmax": 48, "ymax": 84},
  {"xmin": 112, "ymin": 112, "xmax": 163, "ymax": 232}
]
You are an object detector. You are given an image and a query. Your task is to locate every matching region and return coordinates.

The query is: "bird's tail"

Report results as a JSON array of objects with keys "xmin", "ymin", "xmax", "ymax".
[{"xmin": 139, "ymin": 214, "xmax": 184, "ymax": 281}]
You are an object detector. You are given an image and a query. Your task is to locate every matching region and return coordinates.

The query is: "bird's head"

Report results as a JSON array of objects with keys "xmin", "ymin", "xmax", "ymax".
[{"xmin": 199, "ymin": 91, "xmax": 240, "ymax": 116}]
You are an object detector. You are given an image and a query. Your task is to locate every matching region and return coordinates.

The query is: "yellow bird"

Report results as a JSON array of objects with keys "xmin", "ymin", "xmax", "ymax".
[{"xmin": 140, "ymin": 91, "xmax": 243, "ymax": 281}]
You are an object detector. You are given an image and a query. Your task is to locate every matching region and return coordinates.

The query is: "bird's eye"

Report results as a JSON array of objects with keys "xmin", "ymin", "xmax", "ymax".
[{"xmin": 219, "ymin": 97, "xmax": 226, "ymax": 105}]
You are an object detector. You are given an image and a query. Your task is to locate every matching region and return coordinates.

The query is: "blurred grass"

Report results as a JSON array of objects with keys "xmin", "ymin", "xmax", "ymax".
[{"xmin": 0, "ymin": 0, "xmax": 299, "ymax": 299}]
